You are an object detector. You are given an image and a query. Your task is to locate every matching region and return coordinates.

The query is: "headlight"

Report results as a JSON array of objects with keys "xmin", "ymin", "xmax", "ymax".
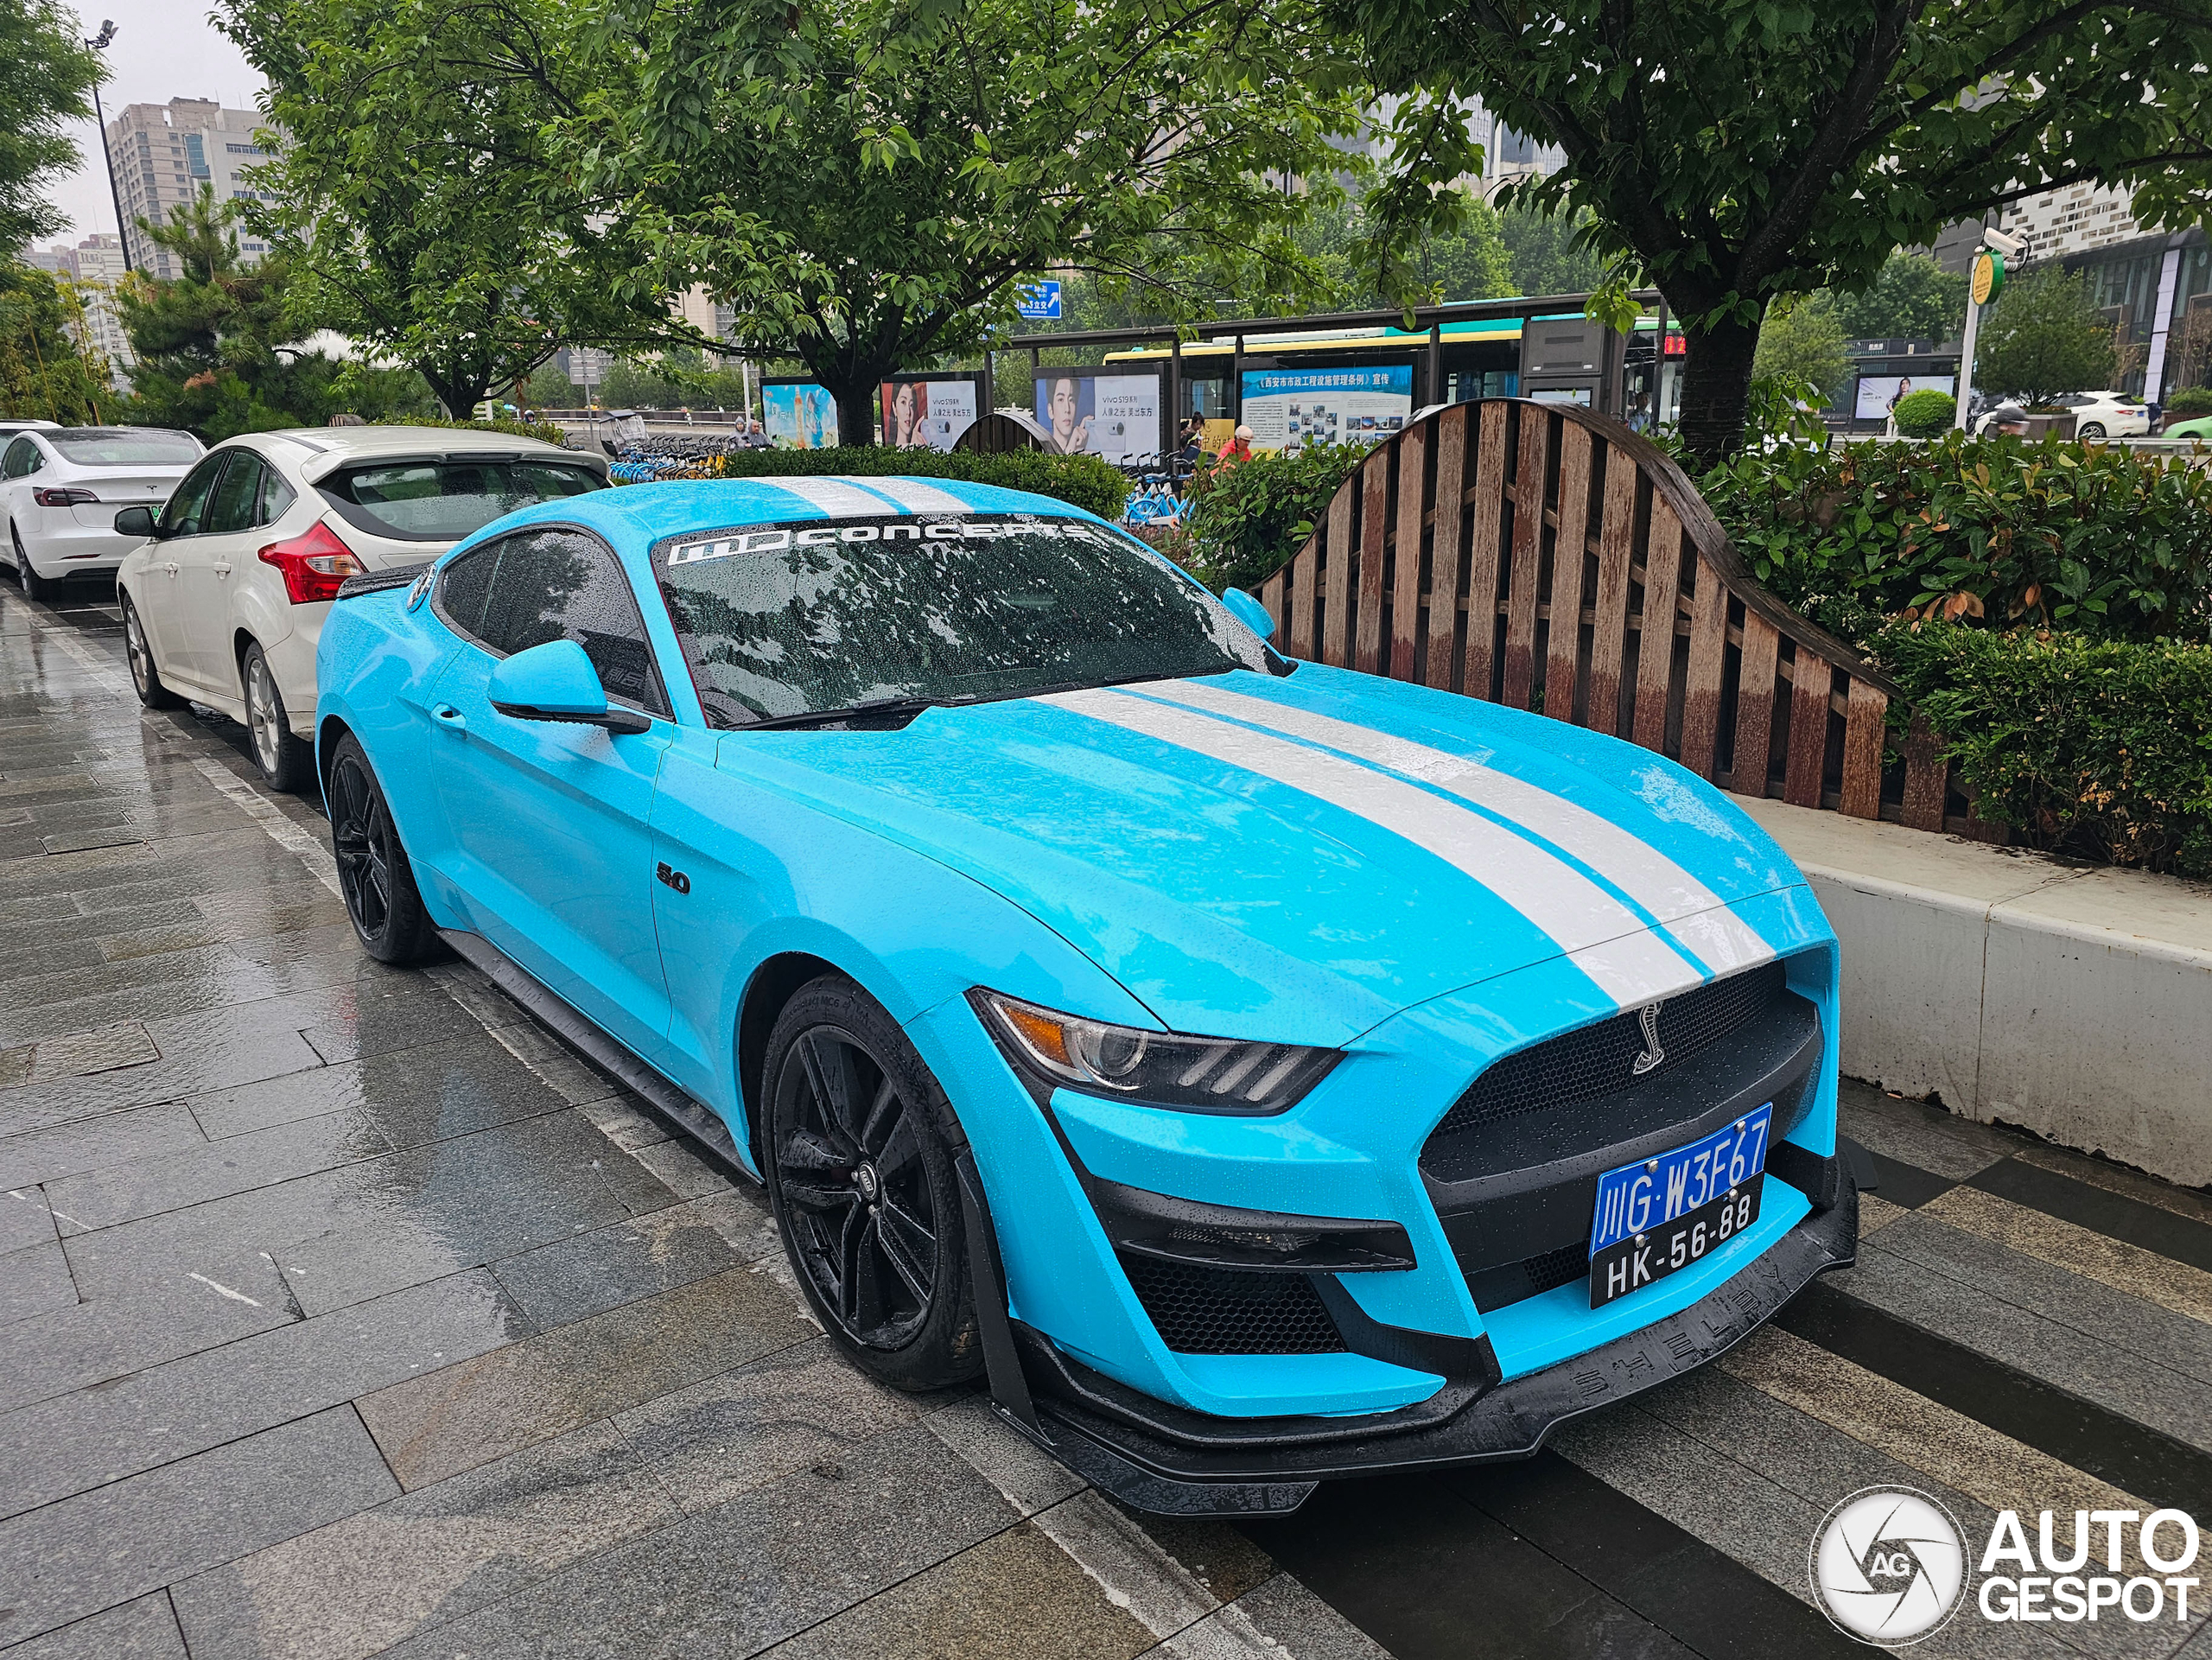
[{"xmin": 971, "ymin": 989, "xmax": 1340, "ymax": 1116}]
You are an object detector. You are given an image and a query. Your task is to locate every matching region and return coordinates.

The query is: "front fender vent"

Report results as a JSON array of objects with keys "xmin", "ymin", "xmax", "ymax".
[{"xmin": 1118, "ymin": 1253, "xmax": 1346, "ymax": 1355}]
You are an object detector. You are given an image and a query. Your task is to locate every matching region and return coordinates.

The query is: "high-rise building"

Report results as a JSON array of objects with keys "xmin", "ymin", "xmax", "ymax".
[
  {"xmin": 105, "ymin": 99, "xmax": 277, "ymax": 278},
  {"xmin": 22, "ymin": 234, "xmax": 136, "ymax": 389}
]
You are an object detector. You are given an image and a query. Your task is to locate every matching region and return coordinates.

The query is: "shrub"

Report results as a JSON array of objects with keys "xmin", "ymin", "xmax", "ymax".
[
  {"xmin": 373, "ymin": 414, "xmax": 569, "ymax": 448},
  {"xmin": 1181, "ymin": 441, "xmax": 1369, "ymax": 593},
  {"xmin": 2166, "ymin": 386, "xmax": 2212, "ymax": 418},
  {"xmin": 1870, "ymin": 620, "xmax": 2212, "ymax": 876},
  {"xmin": 1701, "ymin": 432, "xmax": 2212, "ymax": 640},
  {"xmin": 1890, "ymin": 388, "xmax": 1955, "ymax": 437},
  {"xmin": 709, "ymin": 443, "xmax": 1128, "ymax": 522}
]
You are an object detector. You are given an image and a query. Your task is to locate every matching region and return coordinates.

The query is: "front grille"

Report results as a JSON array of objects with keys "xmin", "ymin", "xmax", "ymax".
[
  {"xmin": 1521, "ymin": 1241, "xmax": 1590, "ymax": 1298},
  {"xmin": 1432, "ymin": 960, "xmax": 1788, "ymax": 1141},
  {"xmin": 1119, "ymin": 1254, "xmax": 1345, "ymax": 1355}
]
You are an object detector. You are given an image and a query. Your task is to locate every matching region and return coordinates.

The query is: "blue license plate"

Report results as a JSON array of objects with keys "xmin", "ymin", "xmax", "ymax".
[{"xmin": 1587, "ymin": 1104, "xmax": 1772, "ymax": 1307}]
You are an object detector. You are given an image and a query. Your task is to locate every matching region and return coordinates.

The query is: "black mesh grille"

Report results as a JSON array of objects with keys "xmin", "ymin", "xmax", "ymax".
[
  {"xmin": 1433, "ymin": 961, "xmax": 1789, "ymax": 1140},
  {"xmin": 1522, "ymin": 1241, "xmax": 1591, "ymax": 1297},
  {"xmin": 1119, "ymin": 1255, "xmax": 1345, "ymax": 1354}
]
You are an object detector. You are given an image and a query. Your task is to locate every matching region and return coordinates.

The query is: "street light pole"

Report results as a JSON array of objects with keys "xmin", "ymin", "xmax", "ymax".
[{"xmin": 83, "ymin": 22, "xmax": 134, "ymax": 275}]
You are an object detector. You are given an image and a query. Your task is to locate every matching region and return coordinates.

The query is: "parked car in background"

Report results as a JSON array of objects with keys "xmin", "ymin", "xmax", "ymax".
[
  {"xmin": 1973, "ymin": 391, "xmax": 2150, "ymax": 439},
  {"xmin": 114, "ymin": 426, "xmax": 608, "ymax": 791},
  {"xmin": 2163, "ymin": 413, "xmax": 2212, "ymax": 444},
  {"xmin": 2, "ymin": 426, "xmax": 204, "ymax": 601}
]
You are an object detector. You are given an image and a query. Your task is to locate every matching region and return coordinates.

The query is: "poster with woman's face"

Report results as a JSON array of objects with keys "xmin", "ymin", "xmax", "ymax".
[
  {"xmin": 1039, "ymin": 375, "xmax": 1093, "ymax": 455},
  {"xmin": 881, "ymin": 380, "xmax": 930, "ymax": 448}
]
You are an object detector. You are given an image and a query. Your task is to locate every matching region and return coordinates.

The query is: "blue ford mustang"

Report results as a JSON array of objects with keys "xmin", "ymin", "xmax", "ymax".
[{"xmin": 315, "ymin": 474, "xmax": 1859, "ymax": 1515}]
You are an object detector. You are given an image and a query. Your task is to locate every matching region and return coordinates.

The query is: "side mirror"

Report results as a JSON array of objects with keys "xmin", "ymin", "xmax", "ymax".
[
  {"xmin": 487, "ymin": 639, "xmax": 650, "ymax": 735},
  {"xmin": 114, "ymin": 505, "xmax": 160, "ymax": 539},
  {"xmin": 1221, "ymin": 586, "xmax": 1277, "ymax": 641}
]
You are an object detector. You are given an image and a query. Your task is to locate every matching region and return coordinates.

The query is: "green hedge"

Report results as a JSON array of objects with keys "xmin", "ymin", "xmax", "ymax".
[
  {"xmin": 373, "ymin": 415, "xmax": 570, "ymax": 448},
  {"xmin": 1181, "ymin": 442, "xmax": 1369, "ymax": 593},
  {"xmin": 709, "ymin": 445, "xmax": 1128, "ymax": 523},
  {"xmin": 1872, "ymin": 620, "xmax": 2212, "ymax": 876},
  {"xmin": 1702, "ymin": 432, "xmax": 2212, "ymax": 640},
  {"xmin": 1890, "ymin": 388, "xmax": 1955, "ymax": 437},
  {"xmin": 2165, "ymin": 386, "xmax": 2212, "ymax": 418}
]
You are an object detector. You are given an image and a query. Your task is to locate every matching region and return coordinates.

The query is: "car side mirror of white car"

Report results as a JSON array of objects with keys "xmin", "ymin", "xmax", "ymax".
[
  {"xmin": 487, "ymin": 639, "xmax": 651, "ymax": 735},
  {"xmin": 114, "ymin": 506, "xmax": 162, "ymax": 540}
]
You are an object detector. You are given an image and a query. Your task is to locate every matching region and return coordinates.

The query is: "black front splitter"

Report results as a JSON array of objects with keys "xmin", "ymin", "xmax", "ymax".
[{"xmin": 972, "ymin": 1180, "xmax": 1858, "ymax": 1518}]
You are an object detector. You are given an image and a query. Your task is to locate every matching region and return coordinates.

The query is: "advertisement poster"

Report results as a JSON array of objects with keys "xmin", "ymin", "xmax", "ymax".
[
  {"xmin": 764, "ymin": 384, "xmax": 839, "ymax": 448},
  {"xmin": 1854, "ymin": 373, "xmax": 1955, "ymax": 420},
  {"xmin": 1237, "ymin": 366, "xmax": 1413, "ymax": 452},
  {"xmin": 1033, "ymin": 372, "xmax": 1161, "ymax": 461},
  {"xmin": 878, "ymin": 379, "xmax": 979, "ymax": 451}
]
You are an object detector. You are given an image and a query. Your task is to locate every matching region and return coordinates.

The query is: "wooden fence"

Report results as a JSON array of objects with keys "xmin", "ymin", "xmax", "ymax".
[{"xmin": 1254, "ymin": 398, "xmax": 1990, "ymax": 836}]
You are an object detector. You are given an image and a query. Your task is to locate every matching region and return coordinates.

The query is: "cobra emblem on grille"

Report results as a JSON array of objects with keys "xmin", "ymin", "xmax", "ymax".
[{"xmin": 1630, "ymin": 1000, "xmax": 1666, "ymax": 1076}]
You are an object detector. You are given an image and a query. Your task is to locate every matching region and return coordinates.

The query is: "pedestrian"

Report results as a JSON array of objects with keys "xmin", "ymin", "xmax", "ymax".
[
  {"xmin": 1986, "ymin": 402, "xmax": 2029, "ymax": 438},
  {"xmin": 1216, "ymin": 424, "xmax": 1254, "ymax": 467}
]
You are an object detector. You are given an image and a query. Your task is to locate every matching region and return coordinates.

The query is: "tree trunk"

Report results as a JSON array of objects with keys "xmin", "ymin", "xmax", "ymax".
[
  {"xmin": 816, "ymin": 367, "xmax": 881, "ymax": 447},
  {"xmin": 422, "ymin": 361, "xmax": 493, "ymax": 423},
  {"xmin": 1674, "ymin": 311, "xmax": 1763, "ymax": 468}
]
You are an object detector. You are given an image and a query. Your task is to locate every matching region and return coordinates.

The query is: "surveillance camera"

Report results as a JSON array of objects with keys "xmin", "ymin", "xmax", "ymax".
[{"xmin": 1981, "ymin": 227, "xmax": 2026, "ymax": 258}]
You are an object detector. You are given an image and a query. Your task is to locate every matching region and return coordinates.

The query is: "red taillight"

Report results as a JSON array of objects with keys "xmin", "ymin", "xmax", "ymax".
[
  {"xmin": 33, "ymin": 487, "xmax": 98, "ymax": 507},
  {"xmin": 257, "ymin": 519, "xmax": 365, "ymax": 604}
]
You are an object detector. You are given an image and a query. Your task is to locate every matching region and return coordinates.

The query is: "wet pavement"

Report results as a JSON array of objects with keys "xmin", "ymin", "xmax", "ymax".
[{"xmin": 4, "ymin": 575, "xmax": 2211, "ymax": 1659}]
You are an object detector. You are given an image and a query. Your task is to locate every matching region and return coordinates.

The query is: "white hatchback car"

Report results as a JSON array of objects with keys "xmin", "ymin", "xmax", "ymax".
[
  {"xmin": 115, "ymin": 426, "xmax": 608, "ymax": 791},
  {"xmin": 2, "ymin": 426, "xmax": 204, "ymax": 601},
  {"xmin": 1972, "ymin": 391, "xmax": 2151, "ymax": 439}
]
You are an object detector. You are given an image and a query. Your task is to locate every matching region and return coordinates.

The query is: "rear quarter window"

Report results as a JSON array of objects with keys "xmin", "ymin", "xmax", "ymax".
[{"xmin": 321, "ymin": 458, "xmax": 604, "ymax": 543}]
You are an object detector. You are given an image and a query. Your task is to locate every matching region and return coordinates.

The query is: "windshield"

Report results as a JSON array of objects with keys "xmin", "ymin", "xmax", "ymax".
[
  {"xmin": 46, "ymin": 429, "xmax": 200, "ymax": 465},
  {"xmin": 653, "ymin": 512, "xmax": 1271, "ymax": 728},
  {"xmin": 321, "ymin": 458, "xmax": 603, "ymax": 542}
]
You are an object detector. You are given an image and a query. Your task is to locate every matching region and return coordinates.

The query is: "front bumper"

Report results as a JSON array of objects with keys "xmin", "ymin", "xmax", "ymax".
[{"xmin": 974, "ymin": 1156, "xmax": 1859, "ymax": 1517}]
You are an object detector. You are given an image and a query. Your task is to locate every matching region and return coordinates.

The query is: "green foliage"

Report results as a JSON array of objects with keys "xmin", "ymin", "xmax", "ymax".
[
  {"xmin": 220, "ymin": 0, "xmax": 701, "ymax": 417},
  {"xmin": 1337, "ymin": 0, "xmax": 2209, "ymax": 462},
  {"xmin": 0, "ymin": 0, "xmax": 104, "ymax": 257},
  {"xmin": 599, "ymin": 353, "xmax": 751, "ymax": 412},
  {"xmin": 1872, "ymin": 620, "xmax": 2212, "ymax": 875},
  {"xmin": 1831, "ymin": 251, "xmax": 1968, "ymax": 344},
  {"xmin": 1752, "ymin": 294, "xmax": 1850, "ymax": 408},
  {"xmin": 524, "ymin": 361, "xmax": 581, "ymax": 409},
  {"xmin": 709, "ymin": 445, "xmax": 1128, "ymax": 523},
  {"xmin": 1975, "ymin": 265, "xmax": 2117, "ymax": 409},
  {"xmin": 2164, "ymin": 386, "xmax": 2212, "ymax": 417},
  {"xmin": 1180, "ymin": 441, "xmax": 1368, "ymax": 593},
  {"xmin": 114, "ymin": 191, "xmax": 346, "ymax": 439},
  {"xmin": 1497, "ymin": 204, "xmax": 1608, "ymax": 298},
  {"xmin": 1891, "ymin": 388, "xmax": 1957, "ymax": 437},
  {"xmin": 372, "ymin": 413, "xmax": 570, "ymax": 448},
  {"xmin": 1703, "ymin": 433, "xmax": 2212, "ymax": 642},
  {"xmin": 0, "ymin": 259, "xmax": 112, "ymax": 423}
]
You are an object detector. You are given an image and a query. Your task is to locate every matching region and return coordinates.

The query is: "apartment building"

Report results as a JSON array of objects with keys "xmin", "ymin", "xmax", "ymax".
[
  {"xmin": 104, "ymin": 99, "xmax": 276, "ymax": 278},
  {"xmin": 22, "ymin": 233, "xmax": 135, "ymax": 388}
]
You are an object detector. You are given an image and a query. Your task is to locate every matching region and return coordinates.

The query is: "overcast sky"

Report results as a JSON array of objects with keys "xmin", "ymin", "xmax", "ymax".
[{"xmin": 43, "ymin": 0, "xmax": 266, "ymax": 248}]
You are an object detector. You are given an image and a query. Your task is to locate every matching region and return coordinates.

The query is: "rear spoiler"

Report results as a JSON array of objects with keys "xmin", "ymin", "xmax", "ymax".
[{"xmin": 334, "ymin": 567, "xmax": 423, "ymax": 601}]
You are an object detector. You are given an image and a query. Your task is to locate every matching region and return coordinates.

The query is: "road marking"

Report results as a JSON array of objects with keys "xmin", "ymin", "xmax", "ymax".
[
  {"xmin": 185, "ymin": 756, "xmax": 343, "ymax": 900},
  {"xmin": 1044, "ymin": 686, "xmax": 1701, "ymax": 1008},
  {"xmin": 187, "ymin": 1270, "xmax": 265, "ymax": 1307},
  {"xmin": 1134, "ymin": 679, "xmax": 1775, "ymax": 976}
]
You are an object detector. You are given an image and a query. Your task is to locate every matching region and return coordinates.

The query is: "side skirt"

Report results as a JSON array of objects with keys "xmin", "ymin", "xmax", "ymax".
[{"xmin": 436, "ymin": 927, "xmax": 757, "ymax": 1183}]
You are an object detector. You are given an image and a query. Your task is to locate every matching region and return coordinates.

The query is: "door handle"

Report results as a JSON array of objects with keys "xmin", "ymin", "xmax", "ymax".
[
  {"xmin": 162, "ymin": 561, "xmax": 178, "ymax": 576},
  {"xmin": 213, "ymin": 563, "xmax": 231, "ymax": 578},
  {"xmin": 431, "ymin": 703, "xmax": 467, "ymax": 732}
]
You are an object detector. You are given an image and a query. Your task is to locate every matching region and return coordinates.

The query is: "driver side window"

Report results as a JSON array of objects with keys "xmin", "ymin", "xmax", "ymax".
[
  {"xmin": 446, "ymin": 529, "xmax": 669, "ymax": 717},
  {"xmin": 161, "ymin": 453, "xmax": 231, "ymax": 538}
]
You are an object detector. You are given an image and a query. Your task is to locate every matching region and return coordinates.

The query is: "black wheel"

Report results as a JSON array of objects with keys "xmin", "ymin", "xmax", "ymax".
[
  {"xmin": 327, "ymin": 733, "xmax": 435, "ymax": 964},
  {"xmin": 2077, "ymin": 421, "xmax": 2106, "ymax": 440},
  {"xmin": 763, "ymin": 976, "xmax": 982, "ymax": 1390},
  {"xmin": 242, "ymin": 641, "xmax": 313, "ymax": 792},
  {"xmin": 13, "ymin": 529, "xmax": 52, "ymax": 604},
  {"xmin": 120, "ymin": 593, "xmax": 182, "ymax": 709}
]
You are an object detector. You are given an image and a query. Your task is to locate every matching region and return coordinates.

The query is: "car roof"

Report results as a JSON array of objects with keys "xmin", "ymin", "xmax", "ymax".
[{"xmin": 455, "ymin": 476, "xmax": 1109, "ymax": 553}]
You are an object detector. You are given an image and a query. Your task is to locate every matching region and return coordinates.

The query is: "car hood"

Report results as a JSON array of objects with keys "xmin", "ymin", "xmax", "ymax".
[{"xmin": 719, "ymin": 666, "xmax": 1808, "ymax": 1047}]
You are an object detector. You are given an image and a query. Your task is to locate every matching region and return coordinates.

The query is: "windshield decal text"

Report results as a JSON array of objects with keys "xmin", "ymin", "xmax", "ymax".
[{"xmin": 665, "ymin": 517, "xmax": 1109, "ymax": 567}]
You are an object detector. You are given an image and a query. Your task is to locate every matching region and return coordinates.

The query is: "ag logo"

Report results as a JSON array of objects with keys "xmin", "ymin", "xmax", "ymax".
[{"xmin": 1810, "ymin": 1487, "xmax": 1968, "ymax": 1645}]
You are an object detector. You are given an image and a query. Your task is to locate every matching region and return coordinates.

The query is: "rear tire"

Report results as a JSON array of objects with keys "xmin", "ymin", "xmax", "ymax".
[
  {"xmin": 763, "ymin": 975, "xmax": 982, "ymax": 1392},
  {"xmin": 13, "ymin": 529, "xmax": 52, "ymax": 604},
  {"xmin": 243, "ymin": 642, "xmax": 313, "ymax": 792},
  {"xmin": 326, "ymin": 732, "xmax": 436, "ymax": 964},
  {"xmin": 2077, "ymin": 421, "xmax": 2106, "ymax": 440},
  {"xmin": 120, "ymin": 593, "xmax": 183, "ymax": 709}
]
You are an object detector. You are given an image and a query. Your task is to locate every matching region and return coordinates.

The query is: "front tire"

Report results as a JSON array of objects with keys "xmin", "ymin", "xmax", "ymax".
[
  {"xmin": 2077, "ymin": 421, "xmax": 2106, "ymax": 440},
  {"xmin": 243, "ymin": 642, "xmax": 313, "ymax": 792},
  {"xmin": 121, "ymin": 593, "xmax": 183, "ymax": 709},
  {"xmin": 326, "ymin": 733, "xmax": 435, "ymax": 964},
  {"xmin": 13, "ymin": 529, "xmax": 52, "ymax": 604},
  {"xmin": 763, "ymin": 976, "xmax": 982, "ymax": 1391}
]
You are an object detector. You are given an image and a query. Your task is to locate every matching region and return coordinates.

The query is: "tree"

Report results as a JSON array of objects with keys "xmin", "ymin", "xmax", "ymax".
[
  {"xmin": 115, "ymin": 189, "xmax": 345, "ymax": 437},
  {"xmin": 220, "ymin": 0, "xmax": 711, "ymax": 417},
  {"xmin": 1832, "ymin": 251, "xmax": 1968, "ymax": 344},
  {"xmin": 524, "ymin": 360, "xmax": 579, "ymax": 409},
  {"xmin": 1751, "ymin": 292, "xmax": 1850, "ymax": 408},
  {"xmin": 0, "ymin": 260, "xmax": 110, "ymax": 422},
  {"xmin": 0, "ymin": 0, "xmax": 104, "ymax": 258},
  {"xmin": 572, "ymin": 0, "xmax": 1366, "ymax": 442},
  {"xmin": 1337, "ymin": 0, "xmax": 2212, "ymax": 462},
  {"xmin": 1975, "ymin": 264, "xmax": 2118, "ymax": 407},
  {"xmin": 1498, "ymin": 203, "xmax": 1607, "ymax": 298}
]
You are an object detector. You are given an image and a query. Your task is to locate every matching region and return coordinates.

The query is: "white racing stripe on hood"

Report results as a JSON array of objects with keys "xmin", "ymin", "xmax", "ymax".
[
  {"xmin": 762, "ymin": 477, "xmax": 906, "ymax": 517},
  {"xmin": 1139, "ymin": 680, "xmax": 1774, "ymax": 976},
  {"xmin": 1044, "ymin": 688, "xmax": 1700, "ymax": 1008},
  {"xmin": 851, "ymin": 478, "xmax": 976, "ymax": 514}
]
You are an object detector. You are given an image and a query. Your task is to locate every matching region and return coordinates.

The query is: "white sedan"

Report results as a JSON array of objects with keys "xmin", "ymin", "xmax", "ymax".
[
  {"xmin": 115, "ymin": 425, "xmax": 608, "ymax": 792},
  {"xmin": 1974, "ymin": 391, "xmax": 2151, "ymax": 439},
  {"xmin": 2, "ymin": 426, "xmax": 203, "ymax": 601}
]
